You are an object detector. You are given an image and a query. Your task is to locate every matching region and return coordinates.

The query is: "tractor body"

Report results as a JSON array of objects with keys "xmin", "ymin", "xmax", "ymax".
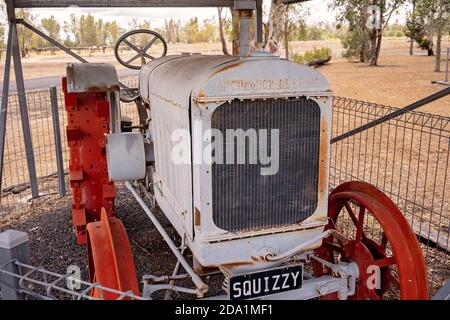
[{"xmin": 63, "ymin": 50, "xmax": 428, "ymax": 300}]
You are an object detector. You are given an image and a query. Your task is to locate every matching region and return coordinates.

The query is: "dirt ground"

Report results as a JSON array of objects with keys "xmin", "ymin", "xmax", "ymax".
[{"xmin": 320, "ymin": 54, "xmax": 450, "ymax": 117}]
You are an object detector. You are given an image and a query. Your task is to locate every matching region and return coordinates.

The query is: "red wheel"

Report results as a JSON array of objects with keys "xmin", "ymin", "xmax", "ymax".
[
  {"xmin": 313, "ymin": 181, "xmax": 428, "ymax": 300},
  {"xmin": 86, "ymin": 209, "xmax": 140, "ymax": 299}
]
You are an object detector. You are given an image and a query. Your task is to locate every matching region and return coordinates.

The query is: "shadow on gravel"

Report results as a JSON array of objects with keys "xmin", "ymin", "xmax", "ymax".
[{"xmin": 0, "ymin": 184, "xmax": 224, "ymax": 299}]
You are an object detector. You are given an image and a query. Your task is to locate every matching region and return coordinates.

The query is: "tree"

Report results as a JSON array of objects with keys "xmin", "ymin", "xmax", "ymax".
[
  {"xmin": 407, "ymin": 0, "xmax": 417, "ymax": 55},
  {"xmin": 218, "ymin": 8, "xmax": 230, "ymax": 55},
  {"xmin": 104, "ymin": 21, "xmax": 122, "ymax": 46},
  {"xmin": 282, "ymin": 3, "xmax": 309, "ymax": 59},
  {"xmin": 265, "ymin": 0, "xmax": 285, "ymax": 53},
  {"xmin": 0, "ymin": 25, "xmax": 4, "ymax": 50},
  {"xmin": 163, "ymin": 19, "xmax": 182, "ymax": 43},
  {"xmin": 406, "ymin": 4, "xmax": 434, "ymax": 55},
  {"xmin": 40, "ymin": 16, "xmax": 60, "ymax": 54},
  {"xmin": 199, "ymin": 18, "xmax": 218, "ymax": 43},
  {"xmin": 95, "ymin": 19, "xmax": 108, "ymax": 46},
  {"xmin": 333, "ymin": 0, "xmax": 405, "ymax": 66},
  {"xmin": 432, "ymin": 0, "xmax": 450, "ymax": 71},
  {"xmin": 16, "ymin": 9, "xmax": 35, "ymax": 57},
  {"xmin": 79, "ymin": 14, "xmax": 97, "ymax": 46},
  {"xmin": 332, "ymin": 0, "xmax": 372, "ymax": 62},
  {"xmin": 40, "ymin": 16, "xmax": 60, "ymax": 40},
  {"xmin": 408, "ymin": 0, "xmax": 450, "ymax": 70},
  {"xmin": 369, "ymin": 0, "xmax": 405, "ymax": 66},
  {"xmin": 182, "ymin": 17, "xmax": 200, "ymax": 44}
]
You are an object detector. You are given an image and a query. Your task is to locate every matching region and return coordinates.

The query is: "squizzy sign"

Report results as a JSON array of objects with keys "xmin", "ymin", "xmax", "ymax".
[{"xmin": 218, "ymin": 78, "xmax": 321, "ymax": 92}]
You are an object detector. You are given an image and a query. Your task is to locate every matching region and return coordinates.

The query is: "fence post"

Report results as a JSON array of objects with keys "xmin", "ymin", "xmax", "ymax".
[
  {"xmin": 50, "ymin": 86, "xmax": 66, "ymax": 197},
  {"xmin": 0, "ymin": 230, "xmax": 30, "ymax": 300},
  {"xmin": 445, "ymin": 47, "xmax": 449, "ymax": 83}
]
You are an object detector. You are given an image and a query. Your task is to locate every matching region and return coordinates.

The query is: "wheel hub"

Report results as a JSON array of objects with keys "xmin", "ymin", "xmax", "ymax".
[{"xmin": 341, "ymin": 240, "xmax": 379, "ymax": 300}]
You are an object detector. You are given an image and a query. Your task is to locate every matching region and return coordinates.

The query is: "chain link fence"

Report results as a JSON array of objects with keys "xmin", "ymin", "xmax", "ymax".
[{"xmin": 0, "ymin": 83, "xmax": 448, "ymax": 296}]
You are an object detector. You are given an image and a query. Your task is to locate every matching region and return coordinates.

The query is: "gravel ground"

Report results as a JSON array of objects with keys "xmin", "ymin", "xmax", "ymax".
[
  {"xmin": 0, "ymin": 184, "xmax": 447, "ymax": 299},
  {"xmin": 0, "ymin": 184, "xmax": 224, "ymax": 300}
]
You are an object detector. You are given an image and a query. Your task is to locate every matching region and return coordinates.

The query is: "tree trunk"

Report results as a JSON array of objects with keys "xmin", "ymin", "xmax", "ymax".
[
  {"xmin": 434, "ymin": 5, "xmax": 444, "ymax": 72},
  {"xmin": 369, "ymin": 30, "xmax": 378, "ymax": 66},
  {"xmin": 231, "ymin": 9, "xmax": 240, "ymax": 55},
  {"xmin": 375, "ymin": 31, "xmax": 383, "ymax": 64},
  {"xmin": 283, "ymin": 8, "xmax": 289, "ymax": 59},
  {"xmin": 218, "ymin": 8, "xmax": 230, "ymax": 56},
  {"xmin": 409, "ymin": 0, "xmax": 416, "ymax": 55},
  {"xmin": 265, "ymin": 0, "xmax": 284, "ymax": 54},
  {"xmin": 284, "ymin": 29, "xmax": 289, "ymax": 59},
  {"xmin": 359, "ymin": 0, "xmax": 369, "ymax": 63},
  {"xmin": 360, "ymin": 40, "xmax": 367, "ymax": 62}
]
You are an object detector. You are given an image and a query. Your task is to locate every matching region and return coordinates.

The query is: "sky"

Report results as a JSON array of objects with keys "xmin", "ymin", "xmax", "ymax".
[
  {"xmin": 1, "ymin": 0, "xmax": 407, "ymax": 35},
  {"xmin": 0, "ymin": 0, "xmax": 337, "ymax": 29}
]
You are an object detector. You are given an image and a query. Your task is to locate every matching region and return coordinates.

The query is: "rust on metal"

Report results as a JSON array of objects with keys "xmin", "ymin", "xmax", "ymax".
[
  {"xmin": 194, "ymin": 207, "xmax": 201, "ymax": 227},
  {"xmin": 63, "ymin": 77, "xmax": 116, "ymax": 244},
  {"xmin": 314, "ymin": 181, "xmax": 429, "ymax": 300},
  {"xmin": 317, "ymin": 115, "xmax": 329, "ymax": 199},
  {"xmin": 66, "ymin": 63, "xmax": 120, "ymax": 93},
  {"xmin": 87, "ymin": 209, "xmax": 140, "ymax": 299}
]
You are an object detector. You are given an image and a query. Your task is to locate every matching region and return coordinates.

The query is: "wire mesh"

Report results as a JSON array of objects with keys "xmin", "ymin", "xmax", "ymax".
[
  {"xmin": 330, "ymin": 96, "xmax": 449, "ymax": 295},
  {"xmin": 0, "ymin": 85, "xmax": 448, "ymax": 296},
  {"xmin": 0, "ymin": 77, "xmax": 139, "ymax": 215},
  {"xmin": 0, "ymin": 259, "xmax": 145, "ymax": 300}
]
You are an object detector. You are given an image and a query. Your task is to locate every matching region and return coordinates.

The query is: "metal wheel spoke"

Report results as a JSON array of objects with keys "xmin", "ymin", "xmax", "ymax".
[
  {"xmin": 343, "ymin": 202, "xmax": 358, "ymax": 226},
  {"xmin": 380, "ymin": 233, "xmax": 388, "ymax": 250},
  {"xmin": 385, "ymin": 273, "xmax": 400, "ymax": 289},
  {"xmin": 123, "ymin": 39, "xmax": 141, "ymax": 53},
  {"xmin": 143, "ymin": 53, "xmax": 156, "ymax": 60},
  {"xmin": 319, "ymin": 182, "xmax": 429, "ymax": 300},
  {"xmin": 373, "ymin": 256, "xmax": 396, "ymax": 268},
  {"xmin": 126, "ymin": 53, "xmax": 142, "ymax": 65},
  {"xmin": 143, "ymin": 36, "xmax": 158, "ymax": 53},
  {"xmin": 355, "ymin": 207, "xmax": 366, "ymax": 242}
]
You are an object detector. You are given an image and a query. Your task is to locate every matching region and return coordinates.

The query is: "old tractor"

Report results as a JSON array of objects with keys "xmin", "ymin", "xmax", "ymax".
[{"xmin": 62, "ymin": 28, "xmax": 428, "ymax": 300}]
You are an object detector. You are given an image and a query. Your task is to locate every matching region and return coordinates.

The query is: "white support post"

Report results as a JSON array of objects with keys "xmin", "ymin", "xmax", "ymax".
[{"xmin": 0, "ymin": 230, "xmax": 30, "ymax": 300}]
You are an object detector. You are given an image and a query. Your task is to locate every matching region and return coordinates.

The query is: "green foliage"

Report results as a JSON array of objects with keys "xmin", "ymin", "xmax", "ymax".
[
  {"xmin": 407, "ymin": 0, "xmax": 450, "ymax": 51},
  {"xmin": 383, "ymin": 24, "xmax": 406, "ymax": 37},
  {"xmin": 40, "ymin": 16, "xmax": 61, "ymax": 41},
  {"xmin": 0, "ymin": 24, "xmax": 4, "ymax": 49},
  {"xmin": 179, "ymin": 17, "xmax": 218, "ymax": 44},
  {"xmin": 341, "ymin": 28, "xmax": 371, "ymax": 60},
  {"xmin": 66, "ymin": 14, "xmax": 124, "ymax": 47},
  {"xmin": 292, "ymin": 47, "xmax": 332, "ymax": 64},
  {"xmin": 104, "ymin": 21, "xmax": 122, "ymax": 46},
  {"xmin": 162, "ymin": 19, "xmax": 182, "ymax": 43}
]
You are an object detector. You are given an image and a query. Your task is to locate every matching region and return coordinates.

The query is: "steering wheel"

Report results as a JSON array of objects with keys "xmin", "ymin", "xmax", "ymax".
[{"xmin": 114, "ymin": 29, "xmax": 168, "ymax": 70}]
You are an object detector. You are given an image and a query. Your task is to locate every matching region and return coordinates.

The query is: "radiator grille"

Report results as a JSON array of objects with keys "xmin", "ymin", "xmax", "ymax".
[{"xmin": 211, "ymin": 98, "xmax": 321, "ymax": 232}]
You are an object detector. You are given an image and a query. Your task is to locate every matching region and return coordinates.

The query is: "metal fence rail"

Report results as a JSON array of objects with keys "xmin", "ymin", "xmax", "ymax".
[
  {"xmin": 0, "ymin": 86, "xmax": 448, "ymax": 296},
  {"xmin": 0, "ymin": 259, "xmax": 144, "ymax": 300}
]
